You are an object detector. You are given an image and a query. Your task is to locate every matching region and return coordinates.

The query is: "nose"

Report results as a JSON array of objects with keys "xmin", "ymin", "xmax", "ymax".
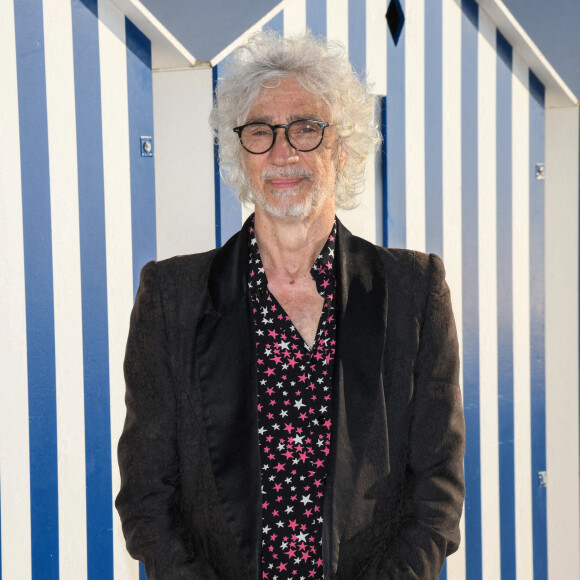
[{"xmin": 268, "ymin": 128, "xmax": 300, "ymax": 165}]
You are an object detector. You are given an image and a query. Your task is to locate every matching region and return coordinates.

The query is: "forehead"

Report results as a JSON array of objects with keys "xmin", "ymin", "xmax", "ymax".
[{"xmin": 246, "ymin": 77, "xmax": 329, "ymax": 122}]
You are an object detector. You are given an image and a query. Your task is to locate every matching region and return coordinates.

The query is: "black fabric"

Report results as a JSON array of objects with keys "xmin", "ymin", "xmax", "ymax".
[{"xmin": 116, "ymin": 217, "xmax": 465, "ymax": 580}]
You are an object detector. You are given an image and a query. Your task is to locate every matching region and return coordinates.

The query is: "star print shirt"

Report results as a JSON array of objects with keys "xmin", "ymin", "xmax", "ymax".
[{"xmin": 248, "ymin": 219, "xmax": 337, "ymax": 580}]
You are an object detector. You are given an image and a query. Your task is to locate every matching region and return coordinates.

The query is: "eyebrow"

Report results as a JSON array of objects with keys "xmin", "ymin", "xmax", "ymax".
[{"xmin": 245, "ymin": 113, "xmax": 325, "ymax": 124}]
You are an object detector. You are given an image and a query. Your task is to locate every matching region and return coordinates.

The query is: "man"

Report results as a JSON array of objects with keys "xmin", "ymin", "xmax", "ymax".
[{"xmin": 116, "ymin": 32, "xmax": 465, "ymax": 580}]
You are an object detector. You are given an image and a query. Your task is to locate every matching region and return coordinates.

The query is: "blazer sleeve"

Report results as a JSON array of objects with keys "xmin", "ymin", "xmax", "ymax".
[
  {"xmin": 115, "ymin": 261, "xmax": 216, "ymax": 580},
  {"xmin": 366, "ymin": 253, "xmax": 465, "ymax": 579}
]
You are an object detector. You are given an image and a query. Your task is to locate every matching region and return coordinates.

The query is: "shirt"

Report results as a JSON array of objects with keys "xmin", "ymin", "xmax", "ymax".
[{"xmin": 248, "ymin": 218, "xmax": 337, "ymax": 579}]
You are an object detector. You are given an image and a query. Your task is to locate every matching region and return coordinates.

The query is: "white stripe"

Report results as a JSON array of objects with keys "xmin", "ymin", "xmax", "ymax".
[
  {"xmin": 153, "ymin": 67, "xmax": 216, "ymax": 257},
  {"xmin": 511, "ymin": 51, "xmax": 533, "ymax": 580},
  {"xmin": 477, "ymin": 11, "xmax": 500, "ymax": 580},
  {"xmin": 366, "ymin": 0, "xmax": 387, "ymax": 95},
  {"xmin": 326, "ymin": 0, "xmax": 349, "ymax": 51},
  {"xmin": 283, "ymin": 0, "xmax": 306, "ymax": 35},
  {"xmin": 0, "ymin": 1, "xmax": 32, "ymax": 578},
  {"xmin": 43, "ymin": 0, "xmax": 88, "ymax": 577},
  {"xmin": 404, "ymin": 0, "xmax": 425, "ymax": 252},
  {"xmin": 545, "ymin": 106, "xmax": 580, "ymax": 580},
  {"xmin": 441, "ymin": 0, "xmax": 465, "ymax": 577},
  {"xmin": 97, "ymin": 2, "xmax": 139, "ymax": 578}
]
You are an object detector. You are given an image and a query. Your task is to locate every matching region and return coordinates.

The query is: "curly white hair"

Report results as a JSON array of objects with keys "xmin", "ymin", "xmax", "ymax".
[{"xmin": 209, "ymin": 31, "xmax": 381, "ymax": 209}]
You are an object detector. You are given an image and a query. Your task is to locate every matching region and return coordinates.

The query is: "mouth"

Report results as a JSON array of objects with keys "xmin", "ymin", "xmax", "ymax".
[{"xmin": 268, "ymin": 178, "xmax": 304, "ymax": 189}]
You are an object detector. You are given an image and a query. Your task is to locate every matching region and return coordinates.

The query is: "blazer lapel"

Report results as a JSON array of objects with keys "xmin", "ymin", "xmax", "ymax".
[
  {"xmin": 195, "ymin": 221, "xmax": 261, "ymax": 578},
  {"xmin": 323, "ymin": 221, "xmax": 390, "ymax": 575}
]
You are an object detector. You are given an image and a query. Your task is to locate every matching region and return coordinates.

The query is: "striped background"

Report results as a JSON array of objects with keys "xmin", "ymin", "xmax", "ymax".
[{"xmin": 1, "ymin": 0, "xmax": 579, "ymax": 579}]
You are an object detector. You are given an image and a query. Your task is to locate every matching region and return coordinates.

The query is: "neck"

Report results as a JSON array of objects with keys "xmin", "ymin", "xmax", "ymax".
[{"xmin": 254, "ymin": 207, "xmax": 334, "ymax": 282}]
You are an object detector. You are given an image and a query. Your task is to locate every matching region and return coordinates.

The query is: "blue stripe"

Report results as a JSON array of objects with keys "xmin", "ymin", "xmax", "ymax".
[
  {"xmin": 264, "ymin": 10, "xmax": 283, "ymax": 34},
  {"xmin": 386, "ymin": 0, "xmax": 406, "ymax": 248},
  {"xmin": 13, "ymin": 0, "xmax": 60, "ymax": 576},
  {"xmin": 528, "ymin": 70, "xmax": 547, "ymax": 580},
  {"xmin": 213, "ymin": 66, "xmax": 222, "ymax": 247},
  {"xmin": 348, "ymin": 0, "xmax": 366, "ymax": 77},
  {"xmin": 306, "ymin": 0, "xmax": 327, "ymax": 36},
  {"xmin": 460, "ymin": 2, "xmax": 482, "ymax": 578},
  {"xmin": 126, "ymin": 19, "xmax": 156, "ymax": 296},
  {"xmin": 125, "ymin": 21, "xmax": 156, "ymax": 580},
  {"xmin": 496, "ymin": 29, "xmax": 516, "ymax": 580},
  {"xmin": 425, "ymin": 0, "xmax": 443, "ymax": 260},
  {"xmin": 71, "ymin": 1, "xmax": 114, "ymax": 577},
  {"xmin": 381, "ymin": 96, "xmax": 389, "ymax": 247}
]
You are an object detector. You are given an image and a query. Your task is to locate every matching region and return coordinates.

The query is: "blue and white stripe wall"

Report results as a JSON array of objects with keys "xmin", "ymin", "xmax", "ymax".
[
  {"xmin": 1, "ymin": 1, "xmax": 579, "ymax": 580},
  {"xmin": 0, "ymin": 0, "xmax": 155, "ymax": 578}
]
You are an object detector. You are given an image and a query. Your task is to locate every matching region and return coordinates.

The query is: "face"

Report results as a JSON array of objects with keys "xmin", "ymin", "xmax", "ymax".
[{"xmin": 241, "ymin": 77, "xmax": 346, "ymax": 221}]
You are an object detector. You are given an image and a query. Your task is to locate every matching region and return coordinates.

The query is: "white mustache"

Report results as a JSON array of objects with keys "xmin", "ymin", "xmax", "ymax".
[{"xmin": 261, "ymin": 168, "xmax": 314, "ymax": 181}]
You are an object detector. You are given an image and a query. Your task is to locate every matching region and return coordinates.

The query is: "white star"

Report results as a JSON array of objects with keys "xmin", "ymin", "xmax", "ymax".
[
  {"xmin": 263, "ymin": 525, "xmax": 271, "ymax": 533},
  {"xmin": 285, "ymin": 506, "xmax": 294, "ymax": 514},
  {"xmin": 279, "ymin": 340, "xmax": 290, "ymax": 350},
  {"xmin": 300, "ymin": 495, "xmax": 312, "ymax": 506},
  {"xmin": 261, "ymin": 307, "xmax": 269, "ymax": 316},
  {"xmin": 319, "ymin": 405, "xmax": 327, "ymax": 413},
  {"xmin": 257, "ymin": 329, "xmax": 264, "ymax": 336},
  {"xmin": 296, "ymin": 531, "xmax": 309, "ymax": 542},
  {"xmin": 272, "ymin": 423, "xmax": 280, "ymax": 430},
  {"xmin": 294, "ymin": 434, "xmax": 304, "ymax": 445},
  {"xmin": 258, "ymin": 427, "xmax": 266, "ymax": 435},
  {"xmin": 280, "ymin": 410, "xmax": 288, "ymax": 418},
  {"xmin": 294, "ymin": 398, "xmax": 305, "ymax": 410}
]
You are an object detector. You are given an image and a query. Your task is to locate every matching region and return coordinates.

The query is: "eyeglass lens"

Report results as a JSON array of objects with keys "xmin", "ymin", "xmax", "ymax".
[{"xmin": 240, "ymin": 120, "xmax": 324, "ymax": 153}]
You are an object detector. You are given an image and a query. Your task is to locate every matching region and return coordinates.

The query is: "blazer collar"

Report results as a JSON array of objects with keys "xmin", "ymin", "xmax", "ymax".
[
  {"xmin": 323, "ymin": 220, "xmax": 390, "ymax": 576},
  {"xmin": 195, "ymin": 216, "xmax": 260, "ymax": 578}
]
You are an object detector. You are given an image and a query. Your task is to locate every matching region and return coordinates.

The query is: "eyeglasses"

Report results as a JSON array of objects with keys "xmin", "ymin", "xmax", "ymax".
[{"xmin": 233, "ymin": 119, "xmax": 331, "ymax": 154}]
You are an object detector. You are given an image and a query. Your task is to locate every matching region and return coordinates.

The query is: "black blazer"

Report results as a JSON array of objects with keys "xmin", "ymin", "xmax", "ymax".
[{"xmin": 116, "ymin": 219, "xmax": 465, "ymax": 580}]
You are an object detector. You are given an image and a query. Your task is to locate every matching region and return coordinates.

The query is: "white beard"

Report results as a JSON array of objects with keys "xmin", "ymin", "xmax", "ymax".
[{"xmin": 249, "ymin": 171, "xmax": 332, "ymax": 220}]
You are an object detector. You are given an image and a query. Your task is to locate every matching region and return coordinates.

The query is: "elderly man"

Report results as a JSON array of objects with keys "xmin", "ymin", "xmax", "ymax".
[{"xmin": 116, "ymin": 32, "xmax": 465, "ymax": 580}]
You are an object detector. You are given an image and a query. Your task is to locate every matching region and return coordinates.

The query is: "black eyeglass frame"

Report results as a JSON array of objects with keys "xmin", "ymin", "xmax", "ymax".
[{"xmin": 233, "ymin": 119, "xmax": 331, "ymax": 154}]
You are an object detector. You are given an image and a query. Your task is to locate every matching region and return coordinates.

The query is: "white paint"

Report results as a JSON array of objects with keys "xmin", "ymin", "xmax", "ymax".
[
  {"xmin": 404, "ymin": 0, "xmax": 425, "ymax": 253},
  {"xmin": 97, "ymin": 2, "xmax": 140, "ymax": 578},
  {"xmin": 283, "ymin": 0, "xmax": 306, "ymax": 36},
  {"xmin": 441, "ymin": 1, "xmax": 465, "ymax": 577},
  {"xmin": 0, "ymin": 1, "xmax": 32, "ymax": 578},
  {"xmin": 43, "ymin": 0, "xmax": 88, "ymax": 577},
  {"xmin": 326, "ymin": 0, "xmax": 349, "ymax": 51},
  {"xmin": 545, "ymin": 105, "xmax": 580, "ymax": 580},
  {"xmin": 366, "ymin": 0, "xmax": 387, "ymax": 95},
  {"xmin": 511, "ymin": 52, "xmax": 533, "ymax": 580},
  {"xmin": 153, "ymin": 67, "xmax": 216, "ymax": 257},
  {"xmin": 477, "ymin": 11, "xmax": 501, "ymax": 580}
]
